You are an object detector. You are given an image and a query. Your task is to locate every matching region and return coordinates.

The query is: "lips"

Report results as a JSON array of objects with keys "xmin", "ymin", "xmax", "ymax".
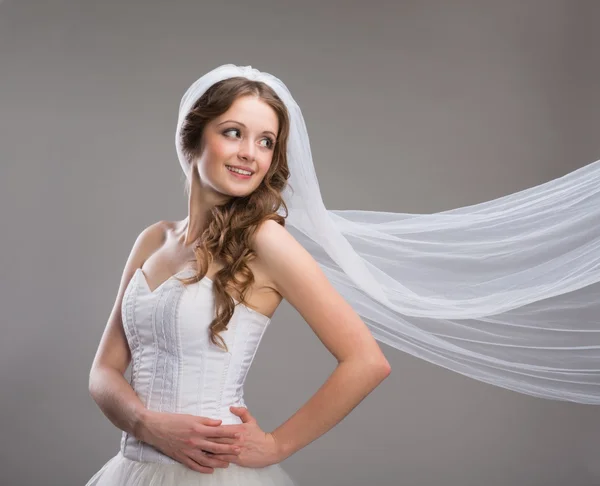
[
  {"xmin": 225, "ymin": 165, "xmax": 253, "ymax": 179},
  {"xmin": 225, "ymin": 164, "xmax": 254, "ymax": 174}
]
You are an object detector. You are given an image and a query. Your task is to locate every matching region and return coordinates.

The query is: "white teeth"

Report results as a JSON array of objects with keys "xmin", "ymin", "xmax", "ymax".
[{"xmin": 226, "ymin": 166, "xmax": 252, "ymax": 176}]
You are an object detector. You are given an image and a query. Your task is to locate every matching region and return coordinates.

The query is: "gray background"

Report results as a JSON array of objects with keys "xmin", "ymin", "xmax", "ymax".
[{"xmin": 1, "ymin": 1, "xmax": 599, "ymax": 485}]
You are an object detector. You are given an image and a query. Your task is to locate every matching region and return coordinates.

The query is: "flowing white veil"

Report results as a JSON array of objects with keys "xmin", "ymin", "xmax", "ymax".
[{"xmin": 176, "ymin": 64, "xmax": 600, "ymax": 405}]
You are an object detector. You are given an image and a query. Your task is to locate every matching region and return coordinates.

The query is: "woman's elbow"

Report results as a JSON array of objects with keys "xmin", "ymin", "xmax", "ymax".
[
  {"xmin": 358, "ymin": 354, "xmax": 391, "ymax": 378},
  {"xmin": 374, "ymin": 358, "xmax": 391, "ymax": 378}
]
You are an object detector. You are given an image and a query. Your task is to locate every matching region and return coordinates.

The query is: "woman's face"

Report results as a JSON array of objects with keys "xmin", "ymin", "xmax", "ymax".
[{"xmin": 194, "ymin": 95, "xmax": 279, "ymax": 198}]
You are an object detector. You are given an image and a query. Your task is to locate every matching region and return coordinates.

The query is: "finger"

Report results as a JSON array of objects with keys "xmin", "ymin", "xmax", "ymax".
[
  {"xmin": 230, "ymin": 406, "xmax": 253, "ymax": 423},
  {"xmin": 180, "ymin": 457, "xmax": 214, "ymax": 474},
  {"xmin": 203, "ymin": 437, "xmax": 236, "ymax": 445},
  {"xmin": 198, "ymin": 441, "xmax": 241, "ymax": 455},
  {"xmin": 191, "ymin": 451, "xmax": 230, "ymax": 469},
  {"xmin": 210, "ymin": 453, "xmax": 240, "ymax": 463},
  {"xmin": 197, "ymin": 418, "xmax": 222, "ymax": 426},
  {"xmin": 205, "ymin": 426, "xmax": 243, "ymax": 438}
]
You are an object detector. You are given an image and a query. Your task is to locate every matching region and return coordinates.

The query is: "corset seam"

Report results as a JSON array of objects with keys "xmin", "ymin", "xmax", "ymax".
[
  {"xmin": 195, "ymin": 286, "xmax": 207, "ymax": 417},
  {"xmin": 120, "ymin": 281, "xmax": 132, "ymax": 458},
  {"xmin": 195, "ymin": 351, "xmax": 205, "ymax": 417},
  {"xmin": 129, "ymin": 279, "xmax": 142, "ymax": 391},
  {"xmin": 158, "ymin": 284, "xmax": 175, "ymax": 415},
  {"xmin": 142, "ymin": 280, "xmax": 163, "ymax": 461},
  {"xmin": 233, "ymin": 313, "xmax": 253, "ymax": 408},
  {"xmin": 217, "ymin": 313, "xmax": 238, "ymax": 416},
  {"xmin": 121, "ymin": 275, "xmax": 142, "ymax": 458},
  {"xmin": 172, "ymin": 284, "xmax": 186, "ymax": 415},
  {"xmin": 158, "ymin": 284, "xmax": 177, "ymax": 465}
]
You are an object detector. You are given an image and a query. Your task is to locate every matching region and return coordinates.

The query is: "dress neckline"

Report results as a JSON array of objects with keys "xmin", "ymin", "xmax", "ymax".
[
  {"xmin": 136, "ymin": 267, "xmax": 208, "ymax": 294},
  {"xmin": 133, "ymin": 267, "xmax": 271, "ymax": 322}
]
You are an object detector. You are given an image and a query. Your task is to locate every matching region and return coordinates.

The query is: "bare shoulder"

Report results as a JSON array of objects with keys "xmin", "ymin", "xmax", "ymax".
[
  {"xmin": 250, "ymin": 218, "xmax": 389, "ymax": 366},
  {"xmin": 114, "ymin": 219, "xmax": 169, "ymax": 295},
  {"xmin": 250, "ymin": 219, "xmax": 298, "ymax": 293},
  {"xmin": 115, "ymin": 220, "xmax": 169, "ymax": 294},
  {"xmin": 250, "ymin": 218, "xmax": 325, "ymax": 299},
  {"xmin": 135, "ymin": 220, "xmax": 169, "ymax": 256}
]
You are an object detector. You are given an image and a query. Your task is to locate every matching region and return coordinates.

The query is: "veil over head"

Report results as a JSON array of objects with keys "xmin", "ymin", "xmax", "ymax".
[{"xmin": 176, "ymin": 64, "xmax": 600, "ymax": 405}]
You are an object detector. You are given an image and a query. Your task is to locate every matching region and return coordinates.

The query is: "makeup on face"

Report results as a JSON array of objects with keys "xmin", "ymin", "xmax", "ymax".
[{"xmin": 225, "ymin": 164, "xmax": 253, "ymax": 180}]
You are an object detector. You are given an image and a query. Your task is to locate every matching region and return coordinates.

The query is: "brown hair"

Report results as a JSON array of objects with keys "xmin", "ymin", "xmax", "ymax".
[{"xmin": 178, "ymin": 76, "xmax": 291, "ymax": 352}]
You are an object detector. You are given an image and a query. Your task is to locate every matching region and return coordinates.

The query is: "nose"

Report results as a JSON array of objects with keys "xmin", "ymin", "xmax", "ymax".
[{"xmin": 237, "ymin": 138, "xmax": 256, "ymax": 162}]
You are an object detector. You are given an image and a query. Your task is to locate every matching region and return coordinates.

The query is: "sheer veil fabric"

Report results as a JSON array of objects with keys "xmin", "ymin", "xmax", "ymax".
[{"xmin": 177, "ymin": 64, "xmax": 600, "ymax": 405}]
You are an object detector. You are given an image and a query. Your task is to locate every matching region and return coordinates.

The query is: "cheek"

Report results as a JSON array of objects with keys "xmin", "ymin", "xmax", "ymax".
[
  {"xmin": 209, "ymin": 139, "xmax": 235, "ymax": 160},
  {"xmin": 258, "ymin": 156, "xmax": 274, "ymax": 175},
  {"xmin": 200, "ymin": 142, "xmax": 234, "ymax": 174}
]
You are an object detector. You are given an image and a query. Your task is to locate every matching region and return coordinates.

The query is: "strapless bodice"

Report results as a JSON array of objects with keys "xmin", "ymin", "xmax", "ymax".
[{"xmin": 119, "ymin": 268, "xmax": 271, "ymax": 464}]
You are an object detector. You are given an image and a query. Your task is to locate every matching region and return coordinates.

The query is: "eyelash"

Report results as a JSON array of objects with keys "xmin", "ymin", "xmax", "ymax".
[{"xmin": 222, "ymin": 128, "xmax": 275, "ymax": 150}]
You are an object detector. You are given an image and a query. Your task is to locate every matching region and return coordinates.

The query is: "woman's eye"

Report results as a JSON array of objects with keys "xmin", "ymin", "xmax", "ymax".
[
  {"xmin": 260, "ymin": 137, "xmax": 275, "ymax": 149},
  {"xmin": 223, "ymin": 128, "xmax": 240, "ymax": 138},
  {"xmin": 223, "ymin": 128, "xmax": 274, "ymax": 149}
]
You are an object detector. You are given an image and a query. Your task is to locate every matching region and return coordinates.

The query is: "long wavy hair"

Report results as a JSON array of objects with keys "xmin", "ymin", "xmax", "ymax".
[{"xmin": 178, "ymin": 77, "xmax": 291, "ymax": 352}]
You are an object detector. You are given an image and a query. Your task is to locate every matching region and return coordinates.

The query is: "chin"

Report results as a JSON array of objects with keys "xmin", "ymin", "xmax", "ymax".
[{"xmin": 222, "ymin": 184, "xmax": 254, "ymax": 198}]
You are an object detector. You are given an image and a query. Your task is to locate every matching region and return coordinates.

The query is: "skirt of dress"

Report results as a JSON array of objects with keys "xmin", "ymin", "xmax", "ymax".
[{"xmin": 85, "ymin": 451, "xmax": 298, "ymax": 486}]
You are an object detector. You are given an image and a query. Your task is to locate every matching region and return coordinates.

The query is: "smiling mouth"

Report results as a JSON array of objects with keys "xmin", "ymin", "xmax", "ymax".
[{"xmin": 225, "ymin": 165, "xmax": 253, "ymax": 176}]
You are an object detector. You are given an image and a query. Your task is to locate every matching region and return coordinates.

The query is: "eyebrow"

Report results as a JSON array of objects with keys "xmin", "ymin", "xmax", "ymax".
[{"xmin": 217, "ymin": 120, "xmax": 277, "ymax": 139}]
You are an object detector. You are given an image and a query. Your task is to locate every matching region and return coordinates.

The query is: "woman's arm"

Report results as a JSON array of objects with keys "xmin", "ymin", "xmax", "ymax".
[
  {"xmin": 88, "ymin": 222, "xmax": 164, "ymax": 438},
  {"xmin": 272, "ymin": 353, "xmax": 389, "ymax": 461},
  {"xmin": 251, "ymin": 220, "xmax": 392, "ymax": 461},
  {"xmin": 89, "ymin": 365, "xmax": 148, "ymax": 438}
]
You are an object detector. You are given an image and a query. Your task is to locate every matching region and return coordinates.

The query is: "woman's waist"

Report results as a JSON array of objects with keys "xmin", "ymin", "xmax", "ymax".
[
  {"xmin": 133, "ymin": 383, "xmax": 246, "ymax": 416},
  {"xmin": 140, "ymin": 402, "xmax": 246, "ymax": 422}
]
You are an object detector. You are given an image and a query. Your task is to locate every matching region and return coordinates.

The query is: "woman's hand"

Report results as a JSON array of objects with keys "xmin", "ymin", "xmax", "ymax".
[
  {"xmin": 211, "ymin": 406, "xmax": 283, "ymax": 468},
  {"xmin": 137, "ymin": 410, "xmax": 243, "ymax": 474}
]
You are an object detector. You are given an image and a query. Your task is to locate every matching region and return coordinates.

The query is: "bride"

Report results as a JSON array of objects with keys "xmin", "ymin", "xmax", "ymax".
[{"xmin": 85, "ymin": 64, "xmax": 392, "ymax": 485}]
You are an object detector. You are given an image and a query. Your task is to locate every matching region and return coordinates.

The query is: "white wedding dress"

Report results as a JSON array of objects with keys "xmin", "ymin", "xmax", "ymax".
[{"xmin": 85, "ymin": 267, "xmax": 297, "ymax": 485}]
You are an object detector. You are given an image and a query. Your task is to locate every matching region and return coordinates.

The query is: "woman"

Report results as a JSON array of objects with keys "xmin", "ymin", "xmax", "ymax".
[{"xmin": 86, "ymin": 65, "xmax": 392, "ymax": 485}]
